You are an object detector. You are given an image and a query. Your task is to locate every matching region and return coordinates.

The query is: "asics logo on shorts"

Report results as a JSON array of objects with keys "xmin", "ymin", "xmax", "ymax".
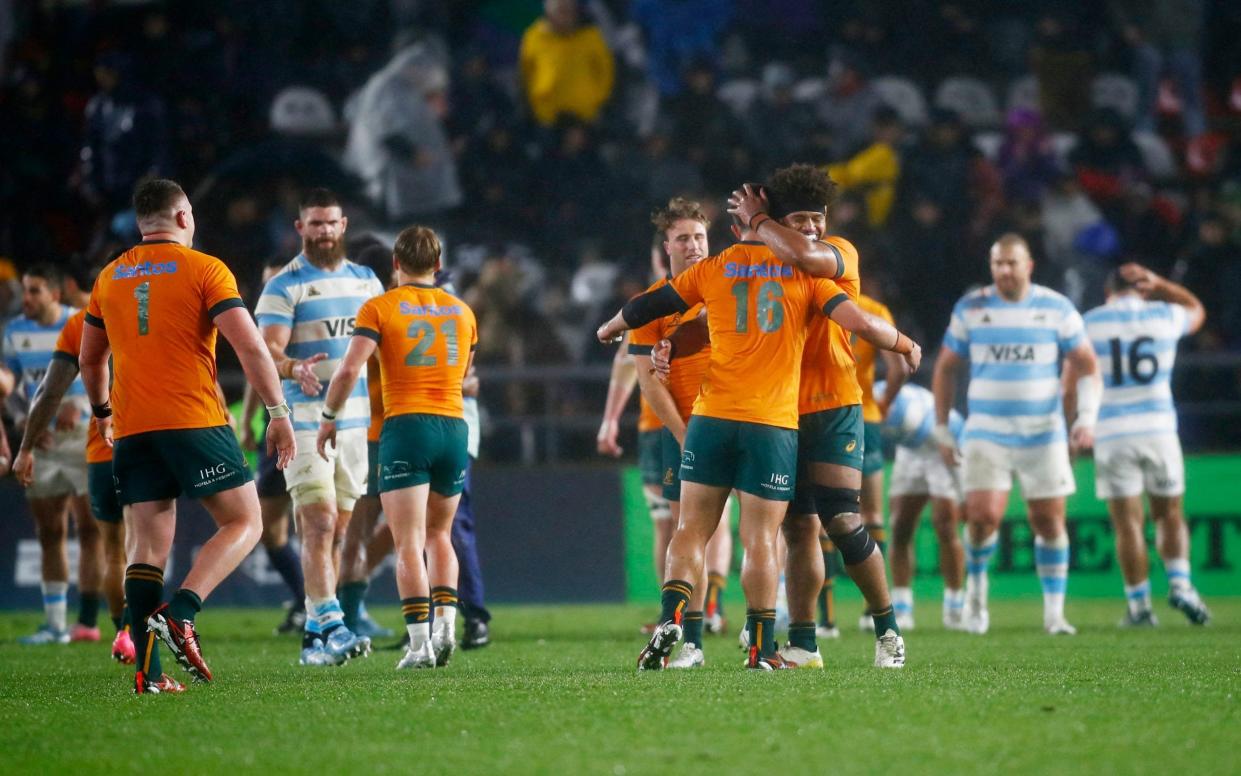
[{"xmin": 845, "ymin": 440, "xmax": 857, "ymax": 453}]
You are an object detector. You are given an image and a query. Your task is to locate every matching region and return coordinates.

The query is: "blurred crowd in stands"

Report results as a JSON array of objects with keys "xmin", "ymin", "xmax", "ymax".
[{"xmin": 3, "ymin": 0, "xmax": 1241, "ymax": 415}]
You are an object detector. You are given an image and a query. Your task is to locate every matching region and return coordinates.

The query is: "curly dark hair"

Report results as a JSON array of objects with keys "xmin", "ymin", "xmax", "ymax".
[
  {"xmin": 651, "ymin": 196, "xmax": 710, "ymax": 238},
  {"xmin": 765, "ymin": 163, "xmax": 839, "ymax": 218}
]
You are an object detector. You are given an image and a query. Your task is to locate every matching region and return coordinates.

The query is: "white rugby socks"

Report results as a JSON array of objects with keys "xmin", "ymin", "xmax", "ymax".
[
  {"xmin": 42, "ymin": 581, "xmax": 68, "ymax": 632},
  {"xmin": 1034, "ymin": 533, "xmax": 1070, "ymax": 623}
]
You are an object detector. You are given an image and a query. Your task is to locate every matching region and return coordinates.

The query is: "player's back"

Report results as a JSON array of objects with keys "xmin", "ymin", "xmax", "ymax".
[
  {"xmin": 879, "ymin": 381, "xmax": 962, "ymax": 449},
  {"xmin": 852, "ymin": 293, "xmax": 894, "ymax": 421},
  {"xmin": 53, "ymin": 309, "xmax": 111, "ymax": 463},
  {"xmin": 945, "ymin": 284, "xmax": 1083, "ymax": 445},
  {"xmin": 1084, "ymin": 295, "xmax": 1188, "ymax": 443},
  {"xmin": 670, "ymin": 240, "xmax": 846, "ymax": 430},
  {"xmin": 799, "ymin": 235, "xmax": 862, "ymax": 415},
  {"xmin": 87, "ymin": 241, "xmax": 241, "ymax": 438},
  {"xmin": 356, "ymin": 284, "xmax": 478, "ymax": 420}
]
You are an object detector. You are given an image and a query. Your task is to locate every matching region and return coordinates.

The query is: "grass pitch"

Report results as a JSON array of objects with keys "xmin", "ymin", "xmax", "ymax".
[{"xmin": 1, "ymin": 598, "xmax": 1237, "ymax": 775}]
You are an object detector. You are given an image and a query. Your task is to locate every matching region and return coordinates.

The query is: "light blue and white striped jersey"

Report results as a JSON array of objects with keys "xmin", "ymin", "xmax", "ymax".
[
  {"xmin": 255, "ymin": 255, "xmax": 384, "ymax": 432},
  {"xmin": 1083, "ymin": 295, "xmax": 1189, "ymax": 444},
  {"xmin": 943, "ymin": 284, "xmax": 1085, "ymax": 448},
  {"xmin": 876, "ymin": 381, "xmax": 963, "ymax": 450},
  {"xmin": 2, "ymin": 305, "xmax": 88, "ymax": 424}
]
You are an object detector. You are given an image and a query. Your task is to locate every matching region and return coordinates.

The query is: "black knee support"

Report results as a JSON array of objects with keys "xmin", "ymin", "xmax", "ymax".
[
  {"xmin": 832, "ymin": 524, "xmax": 877, "ymax": 565},
  {"xmin": 813, "ymin": 486, "xmax": 860, "ymax": 523}
]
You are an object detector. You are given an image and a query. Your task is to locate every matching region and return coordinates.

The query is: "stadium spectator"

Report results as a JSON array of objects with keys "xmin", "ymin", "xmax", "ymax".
[
  {"xmin": 901, "ymin": 108, "xmax": 1005, "ymax": 248},
  {"xmin": 997, "ymin": 108, "xmax": 1061, "ymax": 206},
  {"xmin": 1112, "ymin": 0, "xmax": 1207, "ymax": 140},
  {"xmin": 629, "ymin": 0, "xmax": 733, "ymax": 96},
  {"xmin": 815, "ymin": 48, "xmax": 883, "ymax": 160},
  {"xmin": 1175, "ymin": 209, "xmax": 1241, "ymax": 346},
  {"xmin": 663, "ymin": 58, "xmax": 750, "ymax": 194},
  {"xmin": 827, "ymin": 106, "xmax": 904, "ymax": 228},
  {"xmin": 1070, "ymin": 109, "xmax": 1149, "ymax": 212},
  {"xmin": 518, "ymin": 0, "xmax": 615, "ymax": 127},
  {"xmin": 743, "ymin": 62, "xmax": 819, "ymax": 172},
  {"xmin": 343, "ymin": 43, "xmax": 462, "ymax": 225},
  {"xmin": 80, "ymin": 52, "xmax": 171, "ymax": 216}
]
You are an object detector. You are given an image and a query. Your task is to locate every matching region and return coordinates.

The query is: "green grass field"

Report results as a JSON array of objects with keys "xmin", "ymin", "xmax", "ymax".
[{"xmin": 1, "ymin": 599, "xmax": 1237, "ymax": 775}]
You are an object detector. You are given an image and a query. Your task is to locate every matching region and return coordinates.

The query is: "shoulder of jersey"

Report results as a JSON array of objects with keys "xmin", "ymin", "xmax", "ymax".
[
  {"xmin": 956, "ymin": 285, "xmax": 994, "ymax": 309},
  {"xmin": 1030, "ymin": 283, "xmax": 1076, "ymax": 308}
]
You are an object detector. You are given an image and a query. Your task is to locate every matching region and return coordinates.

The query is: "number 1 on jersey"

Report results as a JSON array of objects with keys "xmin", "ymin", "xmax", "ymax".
[{"xmin": 134, "ymin": 281, "xmax": 150, "ymax": 335}]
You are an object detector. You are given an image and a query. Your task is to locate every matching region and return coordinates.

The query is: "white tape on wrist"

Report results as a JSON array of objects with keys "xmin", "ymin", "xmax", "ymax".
[
  {"xmin": 1073, "ymin": 376, "xmax": 1100, "ymax": 430},
  {"xmin": 266, "ymin": 401, "xmax": 291, "ymax": 420},
  {"xmin": 931, "ymin": 423, "xmax": 957, "ymax": 449}
]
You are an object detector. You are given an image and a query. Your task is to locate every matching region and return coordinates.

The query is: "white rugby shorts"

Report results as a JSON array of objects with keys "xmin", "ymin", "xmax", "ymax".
[
  {"xmin": 962, "ymin": 437, "xmax": 1076, "ymax": 500},
  {"xmin": 285, "ymin": 426, "xmax": 368, "ymax": 511},
  {"xmin": 1094, "ymin": 433, "xmax": 1185, "ymax": 499},
  {"xmin": 28, "ymin": 428, "xmax": 88, "ymax": 499},
  {"xmin": 889, "ymin": 444, "xmax": 964, "ymax": 503}
]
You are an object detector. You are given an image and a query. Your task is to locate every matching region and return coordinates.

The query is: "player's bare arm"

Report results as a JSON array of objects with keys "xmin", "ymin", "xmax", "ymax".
[
  {"xmin": 596, "ymin": 334, "xmax": 638, "ymax": 457},
  {"xmin": 633, "ymin": 353, "xmax": 686, "ymax": 444},
  {"xmin": 316, "ymin": 333, "xmax": 379, "ymax": 461},
  {"xmin": 12, "ymin": 357, "xmax": 80, "ymax": 487},
  {"xmin": 828, "ymin": 301, "xmax": 922, "ymax": 373},
  {"xmin": 877, "ymin": 350, "xmax": 909, "ymax": 418},
  {"xmin": 727, "ymin": 184, "xmax": 842, "ymax": 278},
  {"xmin": 261, "ymin": 322, "xmax": 329, "ymax": 398},
  {"xmin": 217, "ymin": 307, "xmax": 296, "ymax": 469},
  {"xmin": 79, "ymin": 319, "xmax": 113, "ymax": 447},
  {"xmin": 1121, "ymin": 263, "xmax": 1207, "ymax": 334},
  {"xmin": 931, "ymin": 347, "xmax": 964, "ymax": 467},
  {"xmin": 1062, "ymin": 339, "xmax": 1101, "ymax": 455},
  {"xmin": 597, "ymin": 284, "xmax": 688, "ymax": 344}
]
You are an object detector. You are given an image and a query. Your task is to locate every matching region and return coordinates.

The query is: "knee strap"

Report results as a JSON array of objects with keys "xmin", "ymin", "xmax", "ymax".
[
  {"xmin": 813, "ymin": 486, "xmax": 861, "ymax": 523},
  {"xmin": 832, "ymin": 524, "xmax": 877, "ymax": 566},
  {"xmin": 644, "ymin": 490, "xmax": 671, "ymax": 522}
]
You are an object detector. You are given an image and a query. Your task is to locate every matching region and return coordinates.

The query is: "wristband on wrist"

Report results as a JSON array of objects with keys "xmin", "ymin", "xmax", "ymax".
[
  {"xmin": 321, "ymin": 408, "xmax": 338, "ymax": 422},
  {"xmin": 749, "ymin": 212, "xmax": 772, "ymax": 231},
  {"xmin": 266, "ymin": 401, "xmax": 291, "ymax": 420},
  {"xmin": 931, "ymin": 423, "xmax": 956, "ymax": 449},
  {"xmin": 91, "ymin": 402, "xmax": 112, "ymax": 419}
]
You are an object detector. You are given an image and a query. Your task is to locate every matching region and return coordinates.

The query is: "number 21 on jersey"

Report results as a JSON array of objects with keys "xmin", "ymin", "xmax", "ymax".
[{"xmin": 405, "ymin": 319, "xmax": 459, "ymax": 366}]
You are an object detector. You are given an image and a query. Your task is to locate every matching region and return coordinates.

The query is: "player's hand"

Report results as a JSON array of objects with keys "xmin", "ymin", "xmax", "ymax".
[
  {"xmin": 463, "ymin": 366, "xmax": 480, "ymax": 398},
  {"xmin": 12, "ymin": 448, "xmax": 34, "ymax": 487},
  {"xmin": 903, "ymin": 342, "xmax": 922, "ymax": 374},
  {"xmin": 651, "ymin": 339, "xmax": 672, "ymax": 382},
  {"xmin": 293, "ymin": 353, "xmax": 329, "ymax": 397},
  {"xmin": 596, "ymin": 315, "xmax": 626, "ymax": 344},
  {"xmin": 316, "ymin": 420, "xmax": 336, "ymax": 463},
  {"xmin": 0, "ymin": 430, "xmax": 14, "ymax": 477},
  {"xmin": 1070, "ymin": 423, "xmax": 1095, "ymax": 456},
  {"xmin": 596, "ymin": 418, "xmax": 623, "ymax": 457},
  {"xmin": 1118, "ymin": 262, "xmax": 1158, "ymax": 296},
  {"xmin": 54, "ymin": 403, "xmax": 79, "ymax": 432},
  {"xmin": 267, "ymin": 415, "xmax": 296, "ymax": 469},
  {"xmin": 727, "ymin": 183, "xmax": 769, "ymax": 228},
  {"xmin": 932, "ymin": 423, "xmax": 960, "ymax": 468},
  {"xmin": 95, "ymin": 416, "xmax": 113, "ymax": 448}
]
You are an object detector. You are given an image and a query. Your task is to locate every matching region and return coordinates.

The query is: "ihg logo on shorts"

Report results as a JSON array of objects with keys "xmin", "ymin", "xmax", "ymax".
[
  {"xmin": 764, "ymin": 472, "xmax": 791, "ymax": 492},
  {"xmin": 198, "ymin": 461, "xmax": 229, "ymax": 486}
]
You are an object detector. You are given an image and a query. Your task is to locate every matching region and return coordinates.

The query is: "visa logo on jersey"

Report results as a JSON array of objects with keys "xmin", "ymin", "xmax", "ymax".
[
  {"xmin": 722, "ymin": 262, "xmax": 793, "ymax": 279},
  {"xmin": 324, "ymin": 317, "xmax": 356, "ymax": 337},
  {"xmin": 399, "ymin": 302, "xmax": 462, "ymax": 316},
  {"xmin": 987, "ymin": 345, "xmax": 1036, "ymax": 361},
  {"xmin": 114, "ymin": 261, "xmax": 178, "ymax": 279}
]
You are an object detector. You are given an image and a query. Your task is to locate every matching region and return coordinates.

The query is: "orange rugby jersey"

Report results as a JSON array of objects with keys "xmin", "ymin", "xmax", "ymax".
[
  {"xmin": 354, "ymin": 283, "xmax": 478, "ymax": 420},
  {"xmin": 629, "ymin": 277, "xmax": 711, "ymax": 424},
  {"xmin": 667, "ymin": 241, "xmax": 848, "ymax": 430},
  {"xmin": 52, "ymin": 309, "xmax": 111, "ymax": 463},
  {"xmin": 366, "ymin": 357, "xmax": 384, "ymax": 443},
  {"xmin": 85, "ymin": 241, "xmax": 242, "ymax": 439},
  {"xmin": 798, "ymin": 236, "xmax": 863, "ymax": 415},
  {"xmin": 854, "ymin": 293, "xmax": 895, "ymax": 422}
]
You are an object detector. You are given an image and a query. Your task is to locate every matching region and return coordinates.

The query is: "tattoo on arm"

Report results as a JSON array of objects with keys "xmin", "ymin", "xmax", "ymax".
[{"xmin": 20, "ymin": 359, "xmax": 79, "ymax": 452}]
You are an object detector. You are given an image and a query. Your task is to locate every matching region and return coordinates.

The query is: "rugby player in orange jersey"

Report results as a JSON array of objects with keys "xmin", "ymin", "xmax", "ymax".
[
  {"xmin": 317, "ymin": 225, "xmax": 477, "ymax": 670},
  {"xmin": 628, "ymin": 197, "xmax": 734, "ymax": 668},
  {"xmin": 598, "ymin": 199, "xmax": 920, "ymax": 671},
  {"xmin": 729, "ymin": 165, "xmax": 912, "ymax": 668},
  {"xmin": 13, "ymin": 305, "xmax": 135, "ymax": 664},
  {"xmin": 79, "ymin": 178, "xmax": 295, "ymax": 694}
]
